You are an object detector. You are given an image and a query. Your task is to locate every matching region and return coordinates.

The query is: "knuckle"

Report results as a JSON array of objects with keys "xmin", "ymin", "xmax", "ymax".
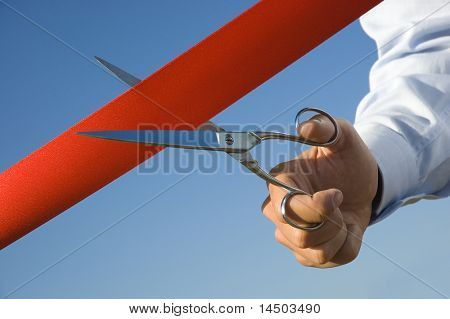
[
  {"xmin": 261, "ymin": 205, "xmax": 270, "ymax": 218},
  {"xmin": 341, "ymin": 253, "xmax": 358, "ymax": 266},
  {"xmin": 261, "ymin": 202, "xmax": 279, "ymax": 224},
  {"xmin": 315, "ymin": 249, "xmax": 330, "ymax": 265},
  {"xmin": 294, "ymin": 254, "xmax": 313, "ymax": 267},
  {"xmin": 274, "ymin": 229, "xmax": 283, "ymax": 244},
  {"xmin": 347, "ymin": 252, "xmax": 358, "ymax": 264},
  {"xmin": 274, "ymin": 209, "xmax": 286, "ymax": 224},
  {"xmin": 339, "ymin": 231, "xmax": 362, "ymax": 265},
  {"xmin": 260, "ymin": 196, "xmax": 271, "ymax": 214},
  {"xmin": 342, "ymin": 245, "xmax": 359, "ymax": 265},
  {"xmin": 293, "ymin": 230, "xmax": 309, "ymax": 249}
]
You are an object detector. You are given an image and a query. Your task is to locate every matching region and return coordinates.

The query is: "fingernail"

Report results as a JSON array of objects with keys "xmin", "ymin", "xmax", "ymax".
[{"xmin": 333, "ymin": 191, "xmax": 343, "ymax": 206}]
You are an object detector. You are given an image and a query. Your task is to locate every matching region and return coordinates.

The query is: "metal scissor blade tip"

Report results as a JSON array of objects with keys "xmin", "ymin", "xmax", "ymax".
[
  {"xmin": 94, "ymin": 56, "xmax": 141, "ymax": 87},
  {"xmin": 77, "ymin": 131, "xmax": 112, "ymax": 139},
  {"xmin": 78, "ymin": 130, "xmax": 153, "ymax": 145},
  {"xmin": 77, "ymin": 130, "xmax": 128, "ymax": 140},
  {"xmin": 94, "ymin": 56, "xmax": 104, "ymax": 63}
]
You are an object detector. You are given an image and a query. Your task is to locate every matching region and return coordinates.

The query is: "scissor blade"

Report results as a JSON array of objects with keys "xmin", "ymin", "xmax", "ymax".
[
  {"xmin": 95, "ymin": 56, "xmax": 141, "ymax": 87},
  {"xmin": 79, "ymin": 130, "xmax": 223, "ymax": 150},
  {"xmin": 94, "ymin": 57, "xmax": 226, "ymax": 131},
  {"xmin": 95, "ymin": 56, "xmax": 227, "ymax": 132},
  {"xmin": 79, "ymin": 130, "xmax": 260, "ymax": 152}
]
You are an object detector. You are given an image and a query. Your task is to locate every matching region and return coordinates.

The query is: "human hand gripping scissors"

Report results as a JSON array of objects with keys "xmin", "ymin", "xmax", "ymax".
[{"xmin": 79, "ymin": 58, "xmax": 339, "ymax": 231}]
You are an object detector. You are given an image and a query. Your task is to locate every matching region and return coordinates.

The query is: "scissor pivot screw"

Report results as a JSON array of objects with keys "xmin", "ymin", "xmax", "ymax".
[{"xmin": 225, "ymin": 134, "xmax": 234, "ymax": 145}]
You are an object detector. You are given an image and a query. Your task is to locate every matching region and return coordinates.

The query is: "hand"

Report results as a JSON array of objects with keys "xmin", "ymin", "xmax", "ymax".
[{"xmin": 262, "ymin": 115, "xmax": 378, "ymax": 268}]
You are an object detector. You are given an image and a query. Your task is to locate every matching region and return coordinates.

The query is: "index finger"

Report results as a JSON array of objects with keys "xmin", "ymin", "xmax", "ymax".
[{"xmin": 267, "ymin": 173, "xmax": 323, "ymax": 225}]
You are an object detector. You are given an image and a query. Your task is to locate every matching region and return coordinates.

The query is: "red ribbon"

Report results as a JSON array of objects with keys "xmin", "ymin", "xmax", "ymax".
[{"xmin": 0, "ymin": 0, "xmax": 381, "ymax": 249}]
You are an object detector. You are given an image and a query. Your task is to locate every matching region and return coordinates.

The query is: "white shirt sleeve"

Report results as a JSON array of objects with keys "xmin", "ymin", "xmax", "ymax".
[{"xmin": 355, "ymin": 0, "xmax": 450, "ymax": 224}]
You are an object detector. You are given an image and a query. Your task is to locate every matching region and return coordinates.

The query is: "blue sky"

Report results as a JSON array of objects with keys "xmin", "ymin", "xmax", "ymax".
[{"xmin": 1, "ymin": 0, "xmax": 449, "ymax": 298}]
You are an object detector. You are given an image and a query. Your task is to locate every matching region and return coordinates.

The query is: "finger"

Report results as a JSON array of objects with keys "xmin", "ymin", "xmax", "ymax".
[
  {"xmin": 265, "ymin": 173, "xmax": 313, "ymax": 224},
  {"xmin": 276, "ymin": 206, "xmax": 343, "ymax": 248},
  {"xmin": 329, "ymin": 224, "xmax": 364, "ymax": 265},
  {"xmin": 262, "ymin": 196, "xmax": 282, "ymax": 225},
  {"xmin": 277, "ymin": 223, "xmax": 348, "ymax": 266},
  {"xmin": 276, "ymin": 225, "xmax": 348, "ymax": 267},
  {"xmin": 264, "ymin": 196, "xmax": 344, "ymax": 248},
  {"xmin": 293, "ymin": 252, "xmax": 316, "ymax": 267},
  {"xmin": 275, "ymin": 229, "xmax": 314, "ymax": 267},
  {"xmin": 268, "ymin": 174, "xmax": 343, "ymax": 225},
  {"xmin": 261, "ymin": 195, "xmax": 271, "ymax": 213},
  {"xmin": 262, "ymin": 197, "xmax": 278, "ymax": 224},
  {"xmin": 302, "ymin": 223, "xmax": 348, "ymax": 265}
]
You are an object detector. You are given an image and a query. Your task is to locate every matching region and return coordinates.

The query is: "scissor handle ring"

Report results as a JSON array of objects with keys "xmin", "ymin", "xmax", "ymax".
[
  {"xmin": 295, "ymin": 107, "xmax": 339, "ymax": 146},
  {"xmin": 280, "ymin": 190, "xmax": 325, "ymax": 231}
]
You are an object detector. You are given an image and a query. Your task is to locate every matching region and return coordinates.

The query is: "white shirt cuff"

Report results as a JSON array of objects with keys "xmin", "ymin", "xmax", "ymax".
[{"xmin": 355, "ymin": 123, "xmax": 419, "ymax": 223}]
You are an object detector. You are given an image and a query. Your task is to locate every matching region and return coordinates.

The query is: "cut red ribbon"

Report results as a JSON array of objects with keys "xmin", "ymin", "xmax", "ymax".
[{"xmin": 0, "ymin": 0, "xmax": 381, "ymax": 249}]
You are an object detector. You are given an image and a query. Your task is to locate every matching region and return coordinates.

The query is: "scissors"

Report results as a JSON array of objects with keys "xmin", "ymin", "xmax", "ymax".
[{"xmin": 80, "ymin": 57, "xmax": 339, "ymax": 231}]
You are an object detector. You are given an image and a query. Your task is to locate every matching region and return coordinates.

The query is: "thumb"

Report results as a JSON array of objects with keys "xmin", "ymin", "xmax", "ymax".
[
  {"xmin": 287, "ymin": 188, "xmax": 344, "ymax": 225},
  {"xmin": 297, "ymin": 114, "xmax": 353, "ymax": 153},
  {"xmin": 268, "ymin": 171, "xmax": 344, "ymax": 225},
  {"xmin": 297, "ymin": 114, "xmax": 336, "ymax": 144}
]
